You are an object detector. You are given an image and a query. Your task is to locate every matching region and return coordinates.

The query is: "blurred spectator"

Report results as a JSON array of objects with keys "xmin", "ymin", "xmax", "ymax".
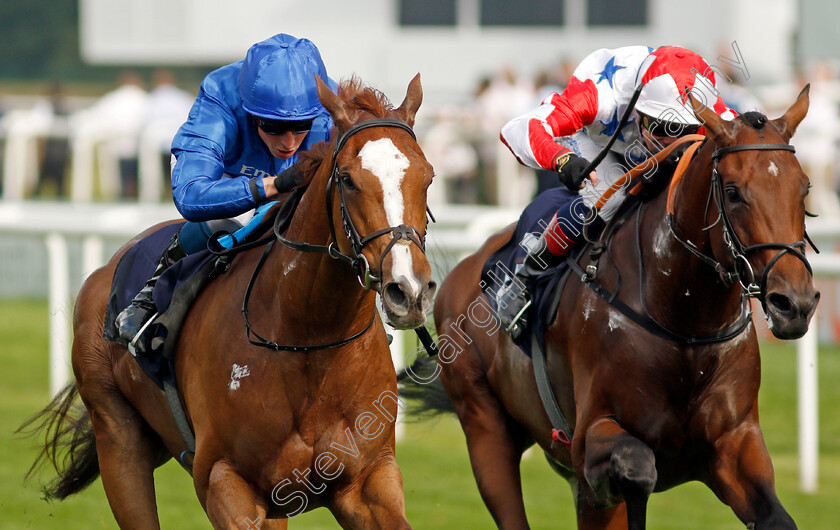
[
  {"xmin": 36, "ymin": 80, "xmax": 71, "ymax": 196},
  {"xmin": 420, "ymin": 107, "xmax": 479, "ymax": 205},
  {"xmin": 144, "ymin": 69, "xmax": 194, "ymax": 199},
  {"xmin": 714, "ymin": 42, "xmax": 763, "ymax": 114},
  {"xmin": 472, "ymin": 65, "xmax": 535, "ymax": 204},
  {"xmin": 71, "ymin": 70, "xmax": 149, "ymax": 198},
  {"xmin": 795, "ymin": 60, "xmax": 840, "ymax": 218},
  {"xmin": 533, "ymin": 57, "xmax": 575, "ymax": 102},
  {"xmin": 147, "ymin": 69, "xmax": 194, "ymax": 126}
]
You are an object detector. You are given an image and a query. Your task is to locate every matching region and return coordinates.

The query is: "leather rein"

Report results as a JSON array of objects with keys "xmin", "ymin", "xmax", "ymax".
[{"xmin": 243, "ymin": 118, "xmax": 429, "ymax": 352}]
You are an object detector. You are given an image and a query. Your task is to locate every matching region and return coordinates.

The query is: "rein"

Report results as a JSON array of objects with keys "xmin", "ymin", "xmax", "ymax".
[{"xmin": 244, "ymin": 117, "xmax": 429, "ymax": 352}]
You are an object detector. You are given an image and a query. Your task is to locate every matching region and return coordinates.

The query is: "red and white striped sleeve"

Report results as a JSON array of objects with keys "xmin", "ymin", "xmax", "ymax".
[{"xmin": 500, "ymin": 76, "xmax": 600, "ymax": 171}]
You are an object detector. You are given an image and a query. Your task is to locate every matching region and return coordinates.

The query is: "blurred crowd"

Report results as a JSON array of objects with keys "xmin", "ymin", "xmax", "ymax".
[
  {"xmin": 0, "ymin": 68, "xmax": 193, "ymax": 202},
  {"xmin": 418, "ymin": 54, "xmax": 840, "ymax": 218},
  {"xmin": 2, "ymin": 57, "xmax": 840, "ymax": 217}
]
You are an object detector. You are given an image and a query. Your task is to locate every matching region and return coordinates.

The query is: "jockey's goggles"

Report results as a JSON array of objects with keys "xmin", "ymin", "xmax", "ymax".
[
  {"xmin": 254, "ymin": 116, "xmax": 314, "ymax": 135},
  {"xmin": 638, "ymin": 111, "xmax": 700, "ymax": 138}
]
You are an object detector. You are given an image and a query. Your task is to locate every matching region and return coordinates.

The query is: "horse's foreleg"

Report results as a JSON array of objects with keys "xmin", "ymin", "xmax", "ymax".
[
  {"xmin": 580, "ymin": 418, "xmax": 656, "ymax": 530},
  {"xmin": 331, "ymin": 450, "xmax": 411, "ymax": 530},
  {"xmin": 198, "ymin": 459, "xmax": 272, "ymax": 530},
  {"xmin": 707, "ymin": 422, "xmax": 796, "ymax": 529}
]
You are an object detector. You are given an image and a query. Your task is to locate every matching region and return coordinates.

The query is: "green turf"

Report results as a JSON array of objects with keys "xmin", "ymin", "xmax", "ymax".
[{"xmin": 2, "ymin": 299, "xmax": 839, "ymax": 529}]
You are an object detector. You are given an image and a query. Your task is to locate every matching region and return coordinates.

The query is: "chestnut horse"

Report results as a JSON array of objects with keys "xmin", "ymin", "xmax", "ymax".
[
  {"xmin": 24, "ymin": 75, "xmax": 436, "ymax": 529},
  {"xmin": 414, "ymin": 88, "xmax": 817, "ymax": 528}
]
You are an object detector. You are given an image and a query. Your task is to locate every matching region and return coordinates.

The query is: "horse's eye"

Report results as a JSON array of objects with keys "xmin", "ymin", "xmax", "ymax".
[
  {"xmin": 725, "ymin": 186, "xmax": 743, "ymax": 204},
  {"xmin": 340, "ymin": 173, "xmax": 356, "ymax": 190}
]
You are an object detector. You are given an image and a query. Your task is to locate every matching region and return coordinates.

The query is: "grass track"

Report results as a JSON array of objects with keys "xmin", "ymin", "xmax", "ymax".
[{"xmin": 2, "ymin": 299, "xmax": 838, "ymax": 529}]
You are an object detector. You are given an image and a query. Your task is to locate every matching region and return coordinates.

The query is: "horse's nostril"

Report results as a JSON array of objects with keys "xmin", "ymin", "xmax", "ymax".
[
  {"xmin": 767, "ymin": 292, "xmax": 793, "ymax": 316},
  {"xmin": 384, "ymin": 282, "xmax": 408, "ymax": 309}
]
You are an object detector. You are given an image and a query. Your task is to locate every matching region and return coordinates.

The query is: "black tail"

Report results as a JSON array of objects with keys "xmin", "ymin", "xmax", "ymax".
[
  {"xmin": 16, "ymin": 382, "xmax": 100, "ymax": 501},
  {"xmin": 397, "ymin": 351, "xmax": 456, "ymax": 420}
]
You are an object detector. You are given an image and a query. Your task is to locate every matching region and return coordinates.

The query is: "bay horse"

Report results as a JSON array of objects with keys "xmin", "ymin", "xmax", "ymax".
[
  {"xmin": 410, "ymin": 88, "xmax": 817, "ymax": 528},
  {"xmin": 23, "ymin": 75, "xmax": 436, "ymax": 529}
]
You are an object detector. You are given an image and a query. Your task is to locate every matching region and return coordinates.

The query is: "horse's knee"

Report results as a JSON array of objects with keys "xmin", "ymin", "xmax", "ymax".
[
  {"xmin": 610, "ymin": 438, "xmax": 657, "ymax": 500},
  {"xmin": 582, "ymin": 433, "xmax": 656, "ymax": 509}
]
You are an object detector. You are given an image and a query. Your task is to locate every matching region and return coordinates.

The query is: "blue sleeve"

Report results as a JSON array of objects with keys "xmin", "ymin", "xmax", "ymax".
[{"xmin": 170, "ymin": 83, "xmax": 259, "ymax": 222}]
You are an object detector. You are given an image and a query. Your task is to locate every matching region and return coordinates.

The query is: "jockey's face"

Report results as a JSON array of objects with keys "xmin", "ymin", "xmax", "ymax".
[
  {"xmin": 258, "ymin": 128, "xmax": 309, "ymax": 159},
  {"xmin": 253, "ymin": 117, "xmax": 313, "ymax": 159},
  {"xmin": 638, "ymin": 111, "xmax": 700, "ymax": 152}
]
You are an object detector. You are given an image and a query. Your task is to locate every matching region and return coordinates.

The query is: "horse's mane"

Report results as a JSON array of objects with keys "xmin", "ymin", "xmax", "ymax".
[
  {"xmin": 295, "ymin": 76, "xmax": 398, "ymax": 186},
  {"xmin": 336, "ymin": 75, "xmax": 396, "ymax": 121}
]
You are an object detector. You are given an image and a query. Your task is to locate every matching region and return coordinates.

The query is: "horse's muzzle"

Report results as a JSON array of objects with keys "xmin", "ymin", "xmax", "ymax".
[
  {"xmin": 765, "ymin": 287, "xmax": 820, "ymax": 340},
  {"xmin": 381, "ymin": 277, "xmax": 437, "ymax": 330}
]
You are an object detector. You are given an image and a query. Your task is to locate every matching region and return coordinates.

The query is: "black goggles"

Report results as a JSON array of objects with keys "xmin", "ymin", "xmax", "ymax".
[
  {"xmin": 638, "ymin": 112, "xmax": 701, "ymax": 138},
  {"xmin": 254, "ymin": 116, "xmax": 314, "ymax": 135}
]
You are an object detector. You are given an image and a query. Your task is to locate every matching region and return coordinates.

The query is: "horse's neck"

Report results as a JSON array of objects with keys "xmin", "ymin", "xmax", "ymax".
[
  {"xmin": 640, "ymin": 146, "xmax": 744, "ymax": 335},
  {"xmin": 256, "ymin": 165, "xmax": 375, "ymax": 333}
]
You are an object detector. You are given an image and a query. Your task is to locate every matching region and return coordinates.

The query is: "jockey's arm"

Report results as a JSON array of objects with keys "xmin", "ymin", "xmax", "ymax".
[
  {"xmin": 500, "ymin": 77, "xmax": 600, "ymax": 172},
  {"xmin": 170, "ymin": 150, "xmax": 266, "ymax": 222},
  {"xmin": 170, "ymin": 88, "xmax": 273, "ymax": 222}
]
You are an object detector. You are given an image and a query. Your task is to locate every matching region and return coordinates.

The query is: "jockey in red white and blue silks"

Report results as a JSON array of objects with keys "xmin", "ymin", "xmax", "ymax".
[{"xmin": 500, "ymin": 45, "xmax": 737, "ymax": 259}]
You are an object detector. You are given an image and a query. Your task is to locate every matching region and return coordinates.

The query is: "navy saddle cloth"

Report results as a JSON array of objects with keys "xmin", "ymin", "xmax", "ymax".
[
  {"xmin": 103, "ymin": 223, "xmax": 217, "ymax": 388},
  {"xmin": 480, "ymin": 187, "xmax": 576, "ymax": 357}
]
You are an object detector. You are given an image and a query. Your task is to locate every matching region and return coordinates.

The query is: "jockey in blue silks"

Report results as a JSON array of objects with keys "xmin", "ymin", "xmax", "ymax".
[{"xmin": 116, "ymin": 33, "xmax": 337, "ymax": 341}]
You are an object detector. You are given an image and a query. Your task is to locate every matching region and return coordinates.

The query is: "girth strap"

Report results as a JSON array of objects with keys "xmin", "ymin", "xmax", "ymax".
[
  {"xmin": 565, "ymin": 256, "xmax": 753, "ymax": 345},
  {"xmin": 531, "ymin": 328, "xmax": 573, "ymax": 448}
]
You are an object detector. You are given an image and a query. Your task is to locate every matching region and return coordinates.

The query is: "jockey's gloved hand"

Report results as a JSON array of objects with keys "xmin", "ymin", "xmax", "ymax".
[
  {"xmin": 554, "ymin": 153, "xmax": 591, "ymax": 192},
  {"xmin": 274, "ymin": 165, "xmax": 304, "ymax": 194}
]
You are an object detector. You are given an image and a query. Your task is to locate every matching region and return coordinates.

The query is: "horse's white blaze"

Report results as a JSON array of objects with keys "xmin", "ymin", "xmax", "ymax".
[
  {"xmin": 359, "ymin": 138, "xmax": 421, "ymax": 296},
  {"xmin": 768, "ymin": 161, "xmax": 779, "ymax": 176}
]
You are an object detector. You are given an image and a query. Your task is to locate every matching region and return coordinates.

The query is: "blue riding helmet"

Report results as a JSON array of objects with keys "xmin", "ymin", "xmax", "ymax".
[{"xmin": 239, "ymin": 33, "xmax": 329, "ymax": 121}]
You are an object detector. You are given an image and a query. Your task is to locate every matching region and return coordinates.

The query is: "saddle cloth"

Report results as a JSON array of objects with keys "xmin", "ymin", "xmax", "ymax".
[
  {"xmin": 481, "ymin": 187, "xmax": 576, "ymax": 358},
  {"xmin": 102, "ymin": 223, "xmax": 219, "ymax": 388}
]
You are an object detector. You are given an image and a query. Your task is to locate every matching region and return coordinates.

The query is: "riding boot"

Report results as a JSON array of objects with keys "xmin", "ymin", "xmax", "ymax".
[
  {"xmin": 499, "ymin": 200, "xmax": 601, "ymax": 340},
  {"xmin": 116, "ymin": 233, "xmax": 186, "ymax": 342},
  {"xmin": 498, "ymin": 229, "xmax": 567, "ymax": 340}
]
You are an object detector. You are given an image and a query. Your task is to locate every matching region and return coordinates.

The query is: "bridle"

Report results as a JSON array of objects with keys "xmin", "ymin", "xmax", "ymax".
[
  {"xmin": 240, "ymin": 117, "xmax": 430, "ymax": 352},
  {"xmin": 275, "ymin": 117, "xmax": 428, "ymax": 289},
  {"xmin": 668, "ymin": 142, "xmax": 817, "ymax": 313}
]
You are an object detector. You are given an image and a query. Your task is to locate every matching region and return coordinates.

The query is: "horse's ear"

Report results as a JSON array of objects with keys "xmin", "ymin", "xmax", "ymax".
[
  {"xmin": 395, "ymin": 73, "xmax": 423, "ymax": 127},
  {"xmin": 687, "ymin": 93, "xmax": 734, "ymax": 143},
  {"xmin": 771, "ymin": 84, "xmax": 810, "ymax": 142},
  {"xmin": 316, "ymin": 75, "xmax": 352, "ymax": 131}
]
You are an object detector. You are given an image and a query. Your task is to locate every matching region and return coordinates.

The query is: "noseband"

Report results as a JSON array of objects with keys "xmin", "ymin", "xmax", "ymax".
[
  {"xmin": 277, "ymin": 118, "xmax": 428, "ymax": 289},
  {"xmin": 669, "ymin": 142, "xmax": 817, "ymax": 313}
]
